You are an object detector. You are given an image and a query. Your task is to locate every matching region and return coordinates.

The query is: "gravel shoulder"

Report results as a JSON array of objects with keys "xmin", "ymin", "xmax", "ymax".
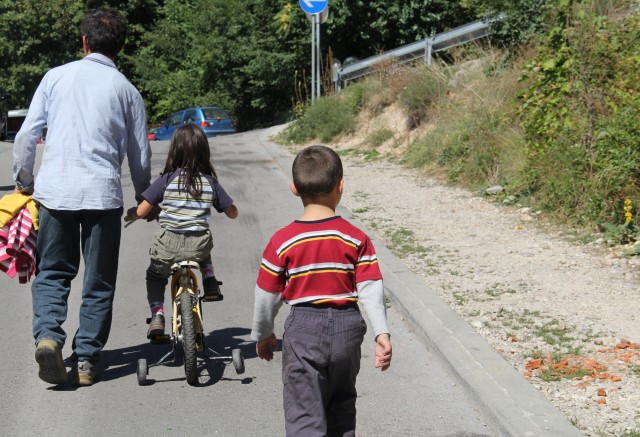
[{"xmin": 337, "ymin": 156, "xmax": 640, "ymax": 436}]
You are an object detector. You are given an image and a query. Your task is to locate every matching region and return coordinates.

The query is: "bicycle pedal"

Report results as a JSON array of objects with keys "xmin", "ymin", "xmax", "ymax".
[
  {"xmin": 202, "ymin": 294, "xmax": 224, "ymax": 302},
  {"xmin": 149, "ymin": 334, "xmax": 171, "ymax": 344}
]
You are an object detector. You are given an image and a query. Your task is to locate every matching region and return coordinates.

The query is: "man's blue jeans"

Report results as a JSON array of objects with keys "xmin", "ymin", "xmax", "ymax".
[{"xmin": 32, "ymin": 206, "xmax": 122, "ymax": 364}]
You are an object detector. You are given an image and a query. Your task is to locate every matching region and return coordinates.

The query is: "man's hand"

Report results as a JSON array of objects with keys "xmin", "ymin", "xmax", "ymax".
[
  {"xmin": 375, "ymin": 333, "xmax": 392, "ymax": 371},
  {"xmin": 256, "ymin": 333, "xmax": 278, "ymax": 361},
  {"xmin": 125, "ymin": 206, "xmax": 138, "ymax": 221}
]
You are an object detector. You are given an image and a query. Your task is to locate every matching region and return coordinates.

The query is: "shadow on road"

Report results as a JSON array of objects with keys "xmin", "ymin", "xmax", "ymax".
[{"xmin": 98, "ymin": 326, "xmax": 253, "ymax": 387}]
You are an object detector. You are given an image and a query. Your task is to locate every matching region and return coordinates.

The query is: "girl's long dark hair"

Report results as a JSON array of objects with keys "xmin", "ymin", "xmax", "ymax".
[{"xmin": 162, "ymin": 124, "xmax": 218, "ymax": 197}]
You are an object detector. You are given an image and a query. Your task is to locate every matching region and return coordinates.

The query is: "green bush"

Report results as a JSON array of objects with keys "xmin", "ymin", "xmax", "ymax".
[
  {"xmin": 406, "ymin": 101, "xmax": 525, "ymax": 186},
  {"xmin": 278, "ymin": 92, "xmax": 359, "ymax": 143},
  {"xmin": 365, "ymin": 128, "xmax": 395, "ymax": 148},
  {"xmin": 404, "ymin": 58, "xmax": 526, "ymax": 188},
  {"xmin": 398, "ymin": 66, "xmax": 449, "ymax": 128},
  {"xmin": 343, "ymin": 82, "xmax": 367, "ymax": 110},
  {"xmin": 518, "ymin": 2, "xmax": 640, "ymax": 226}
]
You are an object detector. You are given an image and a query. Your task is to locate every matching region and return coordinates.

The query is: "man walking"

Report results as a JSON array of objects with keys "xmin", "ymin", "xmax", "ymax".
[{"xmin": 12, "ymin": 7, "xmax": 151, "ymax": 386}]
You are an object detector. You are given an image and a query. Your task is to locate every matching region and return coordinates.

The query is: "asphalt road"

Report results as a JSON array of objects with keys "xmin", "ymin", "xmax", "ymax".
[{"xmin": 0, "ymin": 130, "xmax": 498, "ymax": 436}]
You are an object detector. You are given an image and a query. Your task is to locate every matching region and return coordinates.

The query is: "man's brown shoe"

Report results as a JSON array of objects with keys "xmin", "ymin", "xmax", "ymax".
[{"xmin": 35, "ymin": 339, "xmax": 67, "ymax": 385}]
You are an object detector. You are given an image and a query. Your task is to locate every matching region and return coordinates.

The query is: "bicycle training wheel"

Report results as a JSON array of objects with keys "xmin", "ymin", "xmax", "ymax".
[
  {"xmin": 137, "ymin": 358, "xmax": 148, "ymax": 386},
  {"xmin": 178, "ymin": 292, "xmax": 198, "ymax": 385},
  {"xmin": 232, "ymin": 348, "xmax": 245, "ymax": 375}
]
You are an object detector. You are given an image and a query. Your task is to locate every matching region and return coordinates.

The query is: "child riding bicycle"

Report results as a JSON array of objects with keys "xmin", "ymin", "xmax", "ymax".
[{"xmin": 126, "ymin": 124, "xmax": 238, "ymax": 339}]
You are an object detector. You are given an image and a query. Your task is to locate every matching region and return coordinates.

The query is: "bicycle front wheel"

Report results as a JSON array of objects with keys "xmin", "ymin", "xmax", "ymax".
[{"xmin": 178, "ymin": 292, "xmax": 198, "ymax": 385}]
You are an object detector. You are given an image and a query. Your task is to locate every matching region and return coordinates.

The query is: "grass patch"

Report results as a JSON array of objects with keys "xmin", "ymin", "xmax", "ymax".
[
  {"xmin": 352, "ymin": 207, "xmax": 370, "ymax": 214},
  {"xmin": 364, "ymin": 128, "xmax": 395, "ymax": 148},
  {"xmin": 384, "ymin": 294, "xmax": 391, "ymax": 308},
  {"xmin": 484, "ymin": 282, "xmax": 517, "ymax": 298},
  {"xmin": 453, "ymin": 292, "xmax": 468, "ymax": 305},
  {"xmin": 534, "ymin": 319, "xmax": 575, "ymax": 346},
  {"xmin": 537, "ymin": 363, "xmax": 593, "ymax": 382},
  {"xmin": 338, "ymin": 148, "xmax": 381, "ymax": 161},
  {"xmin": 403, "ymin": 58, "xmax": 527, "ymax": 187},
  {"xmin": 351, "ymin": 190, "xmax": 370, "ymax": 200},
  {"xmin": 398, "ymin": 65, "xmax": 449, "ymax": 128},
  {"xmin": 496, "ymin": 308, "xmax": 539, "ymax": 331},
  {"xmin": 384, "ymin": 227, "xmax": 431, "ymax": 257},
  {"xmin": 278, "ymin": 91, "xmax": 360, "ymax": 143},
  {"xmin": 526, "ymin": 349, "xmax": 605, "ymax": 382}
]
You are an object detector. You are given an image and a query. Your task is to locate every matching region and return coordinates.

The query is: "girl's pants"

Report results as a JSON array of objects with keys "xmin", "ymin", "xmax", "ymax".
[{"xmin": 145, "ymin": 228, "xmax": 213, "ymax": 304}]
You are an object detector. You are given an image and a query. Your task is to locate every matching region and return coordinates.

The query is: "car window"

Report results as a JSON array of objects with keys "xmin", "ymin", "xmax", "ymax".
[
  {"xmin": 167, "ymin": 113, "xmax": 182, "ymax": 127},
  {"xmin": 202, "ymin": 108, "xmax": 228, "ymax": 120},
  {"xmin": 184, "ymin": 110, "xmax": 198, "ymax": 123}
]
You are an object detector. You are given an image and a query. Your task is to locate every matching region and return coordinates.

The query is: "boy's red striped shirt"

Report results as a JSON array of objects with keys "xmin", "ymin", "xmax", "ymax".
[{"xmin": 257, "ymin": 216, "xmax": 382, "ymax": 306}]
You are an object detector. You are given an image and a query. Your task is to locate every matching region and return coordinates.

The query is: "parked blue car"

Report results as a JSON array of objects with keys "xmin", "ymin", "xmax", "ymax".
[{"xmin": 153, "ymin": 106, "xmax": 236, "ymax": 140}]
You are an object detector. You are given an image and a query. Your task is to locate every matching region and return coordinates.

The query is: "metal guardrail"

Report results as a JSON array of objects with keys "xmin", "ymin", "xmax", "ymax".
[{"xmin": 336, "ymin": 19, "xmax": 495, "ymax": 87}]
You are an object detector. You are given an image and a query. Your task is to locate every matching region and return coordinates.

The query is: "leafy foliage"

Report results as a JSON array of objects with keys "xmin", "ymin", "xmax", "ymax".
[
  {"xmin": 518, "ymin": 1, "xmax": 640, "ymax": 226},
  {"xmin": 398, "ymin": 66, "xmax": 449, "ymax": 128},
  {"xmin": 0, "ymin": 0, "xmax": 85, "ymax": 107},
  {"xmin": 464, "ymin": 0, "xmax": 561, "ymax": 50},
  {"xmin": 0, "ymin": 0, "xmax": 162, "ymax": 108},
  {"xmin": 279, "ymin": 92, "xmax": 359, "ymax": 144},
  {"xmin": 0, "ymin": 0, "xmax": 486, "ymax": 128}
]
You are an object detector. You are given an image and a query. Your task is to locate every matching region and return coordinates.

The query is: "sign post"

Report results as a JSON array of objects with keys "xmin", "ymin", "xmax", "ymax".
[{"xmin": 299, "ymin": 0, "xmax": 329, "ymax": 102}]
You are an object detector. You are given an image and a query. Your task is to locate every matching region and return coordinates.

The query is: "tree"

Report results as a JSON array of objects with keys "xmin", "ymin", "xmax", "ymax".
[
  {"xmin": 0, "ymin": 0, "xmax": 162, "ymax": 108},
  {"xmin": 133, "ymin": 0, "xmax": 306, "ymax": 129},
  {"xmin": 0, "ymin": 0, "xmax": 84, "ymax": 107},
  {"xmin": 277, "ymin": 1, "xmax": 477, "ymax": 65}
]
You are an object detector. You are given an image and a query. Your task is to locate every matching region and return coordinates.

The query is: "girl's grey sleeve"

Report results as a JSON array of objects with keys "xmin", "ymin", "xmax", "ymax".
[
  {"xmin": 251, "ymin": 285, "xmax": 284, "ymax": 341},
  {"xmin": 357, "ymin": 279, "xmax": 390, "ymax": 338}
]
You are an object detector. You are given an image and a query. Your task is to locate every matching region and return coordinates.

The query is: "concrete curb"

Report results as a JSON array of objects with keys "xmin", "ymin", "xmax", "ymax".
[{"xmin": 260, "ymin": 126, "xmax": 584, "ymax": 437}]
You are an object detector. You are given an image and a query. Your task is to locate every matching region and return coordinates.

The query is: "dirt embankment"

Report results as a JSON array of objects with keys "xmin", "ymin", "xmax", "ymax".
[{"xmin": 283, "ymin": 95, "xmax": 640, "ymax": 435}]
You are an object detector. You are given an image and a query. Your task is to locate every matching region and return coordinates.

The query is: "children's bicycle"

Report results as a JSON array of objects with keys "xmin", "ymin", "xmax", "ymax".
[{"xmin": 136, "ymin": 260, "xmax": 245, "ymax": 386}]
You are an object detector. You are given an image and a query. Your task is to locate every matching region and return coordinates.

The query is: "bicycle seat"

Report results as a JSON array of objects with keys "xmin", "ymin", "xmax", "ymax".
[{"xmin": 171, "ymin": 261, "xmax": 200, "ymax": 270}]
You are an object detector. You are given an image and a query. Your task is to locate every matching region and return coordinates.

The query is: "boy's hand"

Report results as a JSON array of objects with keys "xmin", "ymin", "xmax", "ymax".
[
  {"xmin": 256, "ymin": 333, "xmax": 278, "ymax": 361},
  {"xmin": 375, "ymin": 333, "xmax": 392, "ymax": 371}
]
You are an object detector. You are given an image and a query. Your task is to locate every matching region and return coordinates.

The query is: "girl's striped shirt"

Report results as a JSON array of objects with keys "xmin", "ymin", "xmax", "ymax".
[{"xmin": 141, "ymin": 169, "xmax": 233, "ymax": 232}]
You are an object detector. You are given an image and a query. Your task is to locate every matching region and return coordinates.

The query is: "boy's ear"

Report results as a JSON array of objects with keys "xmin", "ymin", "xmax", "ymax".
[
  {"xmin": 337, "ymin": 178, "xmax": 344, "ymax": 194},
  {"xmin": 290, "ymin": 182, "xmax": 300, "ymax": 197}
]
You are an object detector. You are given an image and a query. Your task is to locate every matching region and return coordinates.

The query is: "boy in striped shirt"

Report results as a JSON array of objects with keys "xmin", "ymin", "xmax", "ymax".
[{"xmin": 252, "ymin": 145, "xmax": 392, "ymax": 437}]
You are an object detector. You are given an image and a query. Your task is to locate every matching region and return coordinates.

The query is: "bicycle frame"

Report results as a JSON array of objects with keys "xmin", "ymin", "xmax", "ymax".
[
  {"xmin": 170, "ymin": 261, "xmax": 205, "ymax": 352},
  {"xmin": 135, "ymin": 260, "xmax": 245, "ymax": 385}
]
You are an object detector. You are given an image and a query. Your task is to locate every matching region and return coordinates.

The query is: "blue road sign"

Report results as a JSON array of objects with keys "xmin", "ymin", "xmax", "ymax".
[{"xmin": 299, "ymin": 0, "xmax": 328, "ymax": 15}]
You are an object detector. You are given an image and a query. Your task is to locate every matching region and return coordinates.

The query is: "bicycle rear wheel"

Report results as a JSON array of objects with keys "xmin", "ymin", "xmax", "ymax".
[{"xmin": 178, "ymin": 292, "xmax": 198, "ymax": 385}]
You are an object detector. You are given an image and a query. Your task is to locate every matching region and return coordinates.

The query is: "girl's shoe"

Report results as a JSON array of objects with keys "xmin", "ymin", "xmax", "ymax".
[
  {"xmin": 147, "ymin": 314, "xmax": 165, "ymax": 338},
  {"xmin": 202, "ymin": 277, "xmax": 224, "ymax": 301}
]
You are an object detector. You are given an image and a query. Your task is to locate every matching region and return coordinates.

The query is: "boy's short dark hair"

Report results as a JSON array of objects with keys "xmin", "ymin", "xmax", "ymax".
[
  {"xmin": 292, "ymin": 145, "xmax": 343, "ymax": 198},
  {"xmin": 81, "ymin": 7, "xmax": 127, "ymax": 59}
]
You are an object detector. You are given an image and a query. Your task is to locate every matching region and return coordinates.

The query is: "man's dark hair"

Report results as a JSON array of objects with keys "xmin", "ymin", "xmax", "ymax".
[
  {"xmin": 81, "ymin": 7, "xmax": 127, "ymax": 59},
  {"xmin": 292, "ymin": 145, "xmax": 343, "ymax": 198}
]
